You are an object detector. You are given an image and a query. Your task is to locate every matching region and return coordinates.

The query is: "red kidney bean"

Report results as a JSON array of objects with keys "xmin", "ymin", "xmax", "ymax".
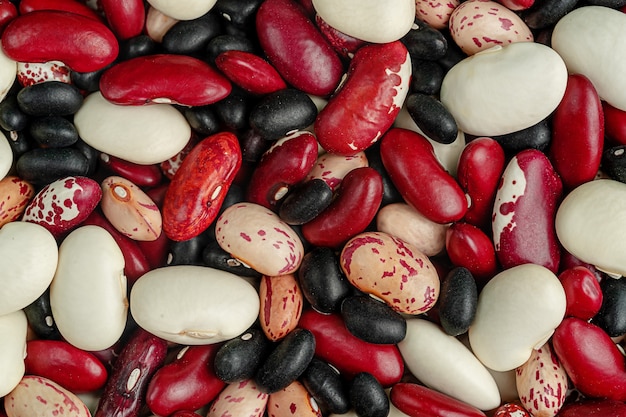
[
  {"xmin": 301, "ymin": 358, "xmax": 350, "ymax": 415},
  {"xmin": 445, "ymin": 222, "xmax": 498, "ymax": 284},
  {"xmin": 298, "ymin": 309, "xmax": 404, "ymax": 387},
  {"xmin": 405, "ymin": 93, "xmax": 458, "ymax": 145},
  {"xmin": 278, "ymin": 179, "xmax": 334, "ymax": 225},
  {"xmin": 314, "ymin": 14, "xmax": 366, "ymax": 59},
  {"xmin": 496, "ymin": 0, "xmax": 535, "ymax": 10},
  {"xmin": 340, "ymin": 296, "xmax": 407, "ymax": 345},
  {"xmin": 558, "ymin": 399, "xmax": 626, "ymax": 417},
  {"xmin": 301, "ymin": 167, "xmax": 382, "ymax": 248},
  {"xmin": 380, "ymin": 128, "xmax": 468, "ymax": 224},
  {"xmin": 390, "ymin": 382, "xmax": 487, "ymax": 417},
  {"xmin": 558, "ymin": 266, "xmax": 603, "ymax": 320},
  {"xmin": 492, "ymin": 149, "xmax": 562, "ymax": 273},
  {"xmin": 17, "ymin": 81, "xmax": 83, "ymax": 116},
  {"xmin": 456, "ymin": 137, "xmax": 506, "ymax": 229},
  {"xmin": 100, "ymin": 154, "xmax": 163, "ymax": 188},
  {"xmin": 437, "ymin": 267, "xmax": 477, "ymax": 337},
  {"xmin": 146, "ymin": 345, "xmax": 225, "ymax": 417},
  {"xmin": 255, "ymin": 0, "xmax": 343, "ymax": 96},
  {"xmin": 214, "ymin": 328, "xmax": 272, "ymax": 383},
  {"xmin": 552, "ymin": 317, "xmax": 626, "ymax": 401},
  {"xmin": 349, "ymin": 373, "xmax": 389, "ymax": 417},
  {"xmin": 99, "ymin": 54, "xmax": 232, "ymax": 106},
  {"xmin": 2, "ymin": 10, "xmax": 118, "ymax": 73},
  {"xmin": 18, "ymin": 0, "xmax": 102, "ymax": 21},
  {"xmin": 604, "ymin": 101, "xmax": 626, "ymax": 145},
  {"xmin": 550, "ymin": 74, "xmax": 604, "ymax": 190},
  {"xmin": 315, "ymin": 41, "xmax": 411, "ymax": 155},
  {"xmin": 100, "ymin": 0, "xmax": 145, "ymax": 40},
  {"xmin": 0, "ymin": 1, "xmax": 16, "ymax": 33},
  {"xmin": 162, "ymin": 132, "xmax": 241, "ymax": 242},
  {"xmin": 94, "ymin": 329, "xmax": 168, "ymax": 417},
  {"xmin": 24, "ymin": 340, "xmax": 108, "ymax": 393},
  {"xmin": 215, "ymin": 50, "xmax": 287, "ymax": 95},
  {"xmin": 249, "ymin": 89, "xmax": 318, "ymax": 141},
  {"xmin": 246, "ymin": 131, "xmax": 318, "ymax": 210}
]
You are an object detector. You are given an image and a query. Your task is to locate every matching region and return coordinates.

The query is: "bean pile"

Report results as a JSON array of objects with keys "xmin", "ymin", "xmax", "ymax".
[{"xmin": 0, "ymin": 0, "xmax": 626, "ymax": 416}]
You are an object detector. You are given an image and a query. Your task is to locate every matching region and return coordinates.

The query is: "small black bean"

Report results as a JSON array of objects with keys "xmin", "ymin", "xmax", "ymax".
[
  {"xmin": 206, "ymin": 34, "xmax": 256, "ymax": 63},
  {"xmin": 492, "ymin": 117, "xmax": 551, "ymax": 155},
  {"xmin": 163, "ymin": 12, "xmax": 223, "ymax": 55},
  {"xmin": 17, "ymin": 81, "xmax": 83, "ymax": 116},
  {"xmin": 602, "ymin": 145, "xmax": 626, "ymax": 184},
  {"xmin": 406, "ymin": 93, "xmax": 458, "ymax": 144},
  {"xmin": 214, "ymin": 87, "xmax": 253, "ymax": 131},
  {"xmin": 279, "ymin": 179, "xmax": 333, "ymax": 225},
  {"xmin": 340, "ymin": 295, "xmax": 407, "ymax": 344},
  {"xmin": 301, "ymin": 358, "xmax": 351, "ymax": 415},
  {"xmin": 23, "ymin": 289, "xmax": 62, "ymax": 340},
  {"xmin": 202, "ymin": 240, "xmax": 262, "ymax": 278},
  {"xmin": 593, "ymin": 276, "xmax": 626, "ymax": 337},
  {"xmin": 29, "ymin": 116, "xmax": 78, "ymax": 148},
  {"xmin": 184, "ymin": 105, "xmax": 221, "ymax": 136},
  {"xmin": 118, "ymin": 35, "xmax": 159, "ymax": 61},
  {"xmin": 523, "ymin": 0, "xmax": 579, "ymax": 30},
  {"xmin": 410, "ymin": 58, "xmax": 445, "ymax": 95},
  {"xmin": 214, "ymin": 0, "xmax": 264, "ymax": 28},
  {"xmin": 401, "ymin": 19, "xmax": 448, "ymax": 61},
  {"xmin": 0, "ymin": 94, "xmax": 28, "ymax": 131},
  {"xmin": 214, "ymin": 328, "xmax": 272, "ymax": 383},
  {"xmin": 16, "ymin": 147, "xmax": 90, "ymax": 184},
  {"xmin": 438, "ymin": 267, "xmax": 478, "ymax": 336},
  {"xmin": 349, "ymin": 373, "xmax": 389, "ymax": 417}
]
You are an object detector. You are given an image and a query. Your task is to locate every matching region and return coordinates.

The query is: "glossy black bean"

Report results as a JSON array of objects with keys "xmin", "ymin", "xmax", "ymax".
[
  {"xmin": 254, "ymin": 328, "xmax": 316, "ymax": 393},
  {"xmin": 70, "ymin": 69, "xmax": 105, "ymax": 93},
  {"xmin": 340, "ymin": 296, "xmax": 407, "ymax": 344},
  {"xmin": 29, "ymin": 116, "xmax": 78, "ymax": 148},
  {"xmin": 438, "ymin": 267, "xmax": 478, "ymax": 336},
  {"xmin": 0, "ymin": 94, "xmax": 28, "ymax": 131},
  {"xmin": 410, "ymin": 59, "xmax": 444, "ymax": 95},
  {"xmin": 249, "ymin": 88, "xmax": 317, "ymax": 141},
  {"xmin": 586, "ymin": 0, "xmax": 626, "ymax": 7},
  {"xmin": 297, "ymin": 247, "xmax": 352, "ymax": 313},
  {"xmin": 523, "ymin": 0, "xmax": 579, "ymax": 30},
  {"xmin": 214, "ymin": 87, "xmax": 253, "ymax": 131},
  {"xmin": 593, "ymin": 276, "xmax": 626, "ymax": 337},
  {"xmin": 437, "ymin": 32, "xmax": 467, "ymax": 72},
  {"xmin": 215, "ymin": 0, "xmax": 264, "ymax": 28},
  {"xmin": 184, "ymin": 105, "xmax": 221, "ymax": 136},
  {"xmin": 279, "ymin": 179, "xmax": 333, "ymax": 225},
  {"xmin": 167, "ymin": 229, "xmax": 214, "ymax": 266},
  {"xmin": 301, "ymin": 358, "xmax": 350, "ymax": 415},
  {"xmin": 349, "ymin": 373, "xmax": 389, "ymax": 417},
  {"xmin": 202, "ymin": 240, "xmax": 262, "ymax": 278},
  {"xmin": 17, "ymin": 81, "xmax": 83, "ymax": 116},
  {"xmin": 400, "ymin": 19, "xmax": 447, "ymax": 61},
  {"xmin": 602, "ymin": 145, "xmax": 626, "ymax": 184},
  {"xmin": 406, "ymin": 93, "xmax": 458, "ymax": 144},
  {"xmin": 365, "ymin": 143, "xmax": 403, "ymax": 206},
  {"xmin": 118, "ymin": 35, "xmax": 159, "ymax": 61},
  {"xmin": 239, "ymin": 128, "xmax": 271, "ymax": 163},
  {"xmin": 214, "ymin": 328, "xmax": 271, "ymax": 383},
  {"xmin": 163, "ymin": 12, "xmax": 223, "ymax": 55},
  {"xmin": 23, "ymin": 289, "xmax": 62, "ymax": 340},
  {"xmin": 4, "ymin": 128, "xmax": 31, "ymax": 158},
  {"xmin": 74, "ymin": 139, "xmax": 100, "ymax": 176},
  {"xmin": 206, "ymin": 34, "xmax": 256, "ymax": 63},
  {"xmin": 491, "ymin": 117, "xmax": 551, "ymax": 155},
  {"xmin": 16, "ymin": 147, "xmax": 90, "ymax": 184}
]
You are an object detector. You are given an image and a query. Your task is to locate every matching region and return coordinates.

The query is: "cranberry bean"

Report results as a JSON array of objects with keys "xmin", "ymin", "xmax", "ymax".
[
  {"xmin": 17, "ymin": 61, "xmax": 71, "ymax": 87},
  {"xmin": 301, "ymin": 358, "xmax": 350, "ymax": 415},
  {"xmin": 558, "ymin": 399, "xmax": 626, "ymax": 417},
  {"xmin": 558, "ymin": 266, "xmax": 603, "ymax": 321},
  {"xmin": 349, "ymin": 373, "xmax": 389, "ymax": 417},
  {"xmin": 315, "ymin": 41, "xmax": 411, "ymax": 155},
  {"xmin": 207, "ymin": 379, "xmax": 268, "ymax": 417},
  {"xmin": 146, "ymin": 345, "xmax": 225, "ymax": 416},
  {"xmin": 340, "ymin": 295, "xmax": 407, "ymax": 345},
  {"xmin": 0, "ymin": 310, "xmax": 27, "ymax": 397},
  {"xmin": 22, "ymin": 176, "xmax": 102, "ymax": 238},
  {"xmin": 100, "ymin": 0, "xmax": 145, "ymax": 40},
  {"xmin": 215, "ymin": 50, "xmax": 287, "ymax": 95},
  {"xmin": 18, "ymin": 0, "xmax": 102, "ymax": 21},
  {"xmin": 278, "ymin": 179, "xmax": 333, "ymax": 225},
  {"xmin": 100, "ymin": 154, "xmax": 163, "ymax": 188},
  {"xmin": 445, "ymin": 222, "xmax": 498, "ymax": 283},
  {"xmin": 146, "ymin": 0, "xmax": 217, "ymax": 20},
  {"xmin": 94, "ymin": 329, "xmax": 168, "ymax": 417},
  {"xmin": 415, "ymin": 0, "xmax": 459, "ymax": 28},
  {"xmin": 440, "ymin": 42, "xmax": 567, "ymax": 136},
  {"xmin": 214, "ymin": 328, "xmax": 271, "ymax": 383},
  {"xmin": 380, "ymin": 128, "xmax": 467, "ymax": 224},
  {"xmin": 437, "ymin": 267, "xmax": 478, "ymax": 336},
  {"xmin": 267, "ymin": 380, "xmax": 322, "ymax": 417},
  {"xmin": 0, "ymin": 176, "xmax": 34, "ymax": 227},
  {"xmin": 313, "ymin": 0, "xmax": 415, "ymax": 43},
  {"xmin": 298, "ymin": 309, "xmax": 404, "ymax": 387},
  {"xmin": 0, "ymin": 222, "xmax": 57, "ymax": 316},
  {"xmin": 390, "ymin": 382, "xmax": 487, "ymax": 417},
  {"xmin": 256, "ymin": 0, "xmax": 343, "ymax": 96},
  {"xmin": 302, "ymin": 167, "xmax": 383, "ymax": 248},
  {"xmin": 259, "ymin": 274, "xmax": 303, "ymax": 341},
  {"xmin": 24, "ymin": 340, "xmax": 108, "ymax": 393},
  {"xmin": 2, "ymin": 10, "xmax": 118, "ymax": 73},
  {"xmin": 246, "ymin": 131, "xmax": 318, "ymax": 210}
]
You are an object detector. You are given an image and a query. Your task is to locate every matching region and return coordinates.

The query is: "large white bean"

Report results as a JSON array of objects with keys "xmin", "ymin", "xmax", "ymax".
[
  {"xmin": 0, "ymin": 310, "xmax": 27, "ymax": 398},
  {"xmin": 130, "ymin": 265, "xmax": 260, "ymax": 345},
  {"xmin": 440, "ymin": 42, "xmax": 567, "ymax": 136},
  {"xmin": 0, "ymin": 222, "xmax": 58, "ymax": 316},
  {"xmin": 555, "ymin": 179, "xmax": 626, "ymax": 277},
  {"xmin": 146, "ymin": 0, "xmax": 217, "ymax": 20},
  {"xmin": 398, "ymin": 318, "xmax": 500, "ymax": 411},
  {"xmin": 0, "ymin": 131, "xmax": 11, "ymax": 180},
  {"xmin": 551, "ymin": 6, "xmax": 626, "ymax": 111},
  {"xmin": 50, "ymin": 225, "xmax": 127, "ymax": 351},
  {"xmin": 468, "ymin": 263, "xmax": 566, "ymax": 372},
  {"xmin": 0, "ymin": 47, "xmax": 16, "ymax": 104},
  {"xmin": 74, "ymin": 92, "xmax": 191, "ymax": 165}
]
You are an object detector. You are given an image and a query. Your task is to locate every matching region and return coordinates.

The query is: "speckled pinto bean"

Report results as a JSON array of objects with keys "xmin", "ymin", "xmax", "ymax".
[{"xmin": 0, "ymin": 176, "xmax": 33, "ymax": 227}]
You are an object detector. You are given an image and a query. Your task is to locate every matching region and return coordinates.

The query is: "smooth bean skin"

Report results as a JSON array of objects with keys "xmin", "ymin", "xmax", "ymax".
[
  {"xmin": 259, "ymin": 274, "xmax": 303, "ymax": 342},
  {"xmin": 214, "ymin": 328, "xmax": 271, "ymax": 383},
  {"xmin": 207, "ymin": 379, "xmax": 268, "ymax": 417},
  {"xmin": 340, "ymin": 296, "xmax": 407, "ymax": 345},
  {"xmin": 278, "ymin": 179, "xmax": 333, "ymax": 225},
  {"xmin": 306, "ymin": 152, "xmax": 369, "ymax": 192},
  {"xmin": 118, "ymin": 35, "xmax": 159, "ymax": 62},
  {"xmin": 437, "ymin": 267, "xmax": 478, "ymax": 336},
  {"xmin": 215, "ymin": 50, "xmax": 287, "ymax": 95},
  {"xmin": 0, "ymin": 176, "xmax": 34, "ymax": 228},
  {"xmin": 314, "ymin": 14, "xmax": 366, "ymax": 60},
  {"xmin": 16, "ymin": 148, "xmax": 90, "ymax": 185},
  {"xmin": 22, "ymin": 289, "xmax": 61, "ymax": 340},
  {"xmin": 18, "ymin": 0, "xmax": 102, "ymax": 20},
  {"xmin": 100, "ymin": 154, "xmax": 163, "ymax": 188},
  {"xmin": 17, "ymin": 81, "xmax": 82, "ymax": 116},
  {"xmin": 202, "ymin": 240, "xmax": 262, "ymax": 277},
  {"xmin": 161, "ymin": 13, "xmax": 222, "ymax": 55},
  {"xmin": 604, "ymin": 101, "xmax": 626, "ymax": 145},
  {"xmin": 249, "ymin": 89, "xmax": 318, "ymax": 141},
  {"xmin": 401, "ymin": 20, "xmax": 448, "ymax": 60},
  {"xmin": 593, "ymin": 277, "xmax": 626, "ymax": 337},
  {"xmin": 410, "ymin": 59, "xmax": 445, "ymax": 95},
  {"xmin": 0, "ymin": 310, "xmax": 27, "ymax": 398},
  {"xmin": 405, "ymin": 93, "xmax": 457, "ymax": 145},
  {"xmin": 349, "ymin": 373, "xmax": 389, "ymax": 417},
  {"xmin": 100, "ymin": 0, "xmax": 145, "ymax": 40},
  {"xmin": 28, "ymin": 116, "xmax": 78, "ymax": 148},
  {"xmin": 492, "ymin": 117, "xmax": 552, "ymax": 155},
  {"xmin": 301, "ymin": 358, "xmax": 350, "ymax": 415},
  {"xmin": 558, "ymin": 399, "xmax": 626, "ymax": 417},
  {"xmin": 390, "ymin": 383, "xmax": 487, "ymax": 417},
  {"xmin": 603, "ymin": 145, "xmax": 626, "ymax": 183},
  {"xmin": 558, "ymin": 266, "xmax": 603, "ymax": 321},
  {"xmin": 445, "ymin": 222, "xmax": 498, "ymax": 284},
  {"xmin": 268, "ymin": 380, "xmax": 322, "ymax": 417},
  {"xmin": 0, "ymin": 95, "xmax": 27, "ymax": 132}
]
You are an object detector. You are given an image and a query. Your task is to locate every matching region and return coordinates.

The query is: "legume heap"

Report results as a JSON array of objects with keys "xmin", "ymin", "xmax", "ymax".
[{"xmin": 0, "ymin": 0, "xmax": 625, "ymax": 416}]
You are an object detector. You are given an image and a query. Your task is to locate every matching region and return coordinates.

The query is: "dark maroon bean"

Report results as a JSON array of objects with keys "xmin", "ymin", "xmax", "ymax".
[
  {"xmin": 184, "ymin": 105, "xmax": 221, "ymax": 136},
  {"xmin": 400, "ymin": 19, "xmax": 447, "ymax": 61},
  {"xmin": 28, "ymin": 116, "xmax": 78, "ymax": 148},
  {"xmin": 279, "ymin": 179, "xmax": 333, "ymax": 225},
  {"xmin": 492, "ymin": 117, "xmax": 551, "ymax": 155},
  {"xmin": 340, "ymin": 296, "xmax": 407, "ymax": 344},
  {"xmin": 17, "ymin": 81, "xmax": 83, "ymax": 116},
  {"xmin": 214, "ymin": 328, "xmax": 272, "ymax": 383},
  {"xmin": 23, "ymin": 289, "xmax": 62, "ymax": 340},
  {"xmin": 0, "ymin": 94, "xmax": 28, "ymax": 131},
  {"xmin": 249, "ymin": 88, "xmax": 317, "ymax": 140},
  {"xmin": 71, "ymin": 69, "xmax": 105, "ymax": 93},
  {"xmin": 301, "ymin": 358, "xmax": 350, "ymax": 415},
  {"xmin": 523, "ymin": 0, "xmax": 579, "ymax": 30},
  {"xmin": 349, "ymin": 372, "xmax": 389, "ymax": 417},
  {"xmin": 297, "ymin": 247, "xmax": 352, "ymax": 313},
  {"xmin": 214, "ymin": 87, "xmax": 252, "ymax": 131},
  {"xmin": 410, "ymin": 59, "xmax": 445, "ymax": 95},
  {"xmin": 602, "ymin": 145, "xmax": 626, "ymax": 184},
  {"xmin": 593, "ymin": 276, "xmax": 626, "ymax": 337},
  {"xmin": 202, "ymin": 240, "xmax": 263, "ymax": 278},
  {"xmin": 365, "ymin": 143, "xmax": 403, "ymax": 206},
  {"xmin": 163, "ymin": 12, "xmax": 223, "ymax": 55},
  {"xmin": 118, "ymin": 35, "xmax": 159, "ymax": 61},
  {"xmin": 16, "ymin": 147, "xmax": 90, "ymax": 184},
  {"xmin": 206, "ymin": 34, "xmax": 256, "ymax": 63},
  {"xmin": 214, "ymin": 0, "xmax": 264, "ymax": 28},
  {"xmin": 406, "ymin": 93, "xmax": 458, "ymax": 145},
  {"xmin": 438, "ymin": 267, "xmax": 478, "ymax": 337},
  {"xmin": 254, "ymin": 328, "xmax": 316, "ymax": 393},
  {"xmin": 95, "ymin": 329, "xmax": 168, "ymax": 417}
]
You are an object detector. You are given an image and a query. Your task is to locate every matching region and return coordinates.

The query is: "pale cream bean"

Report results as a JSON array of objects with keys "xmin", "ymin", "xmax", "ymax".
[
  {"xmin": 5, "ymin": 375, "xmax": 90, "ymax": 417},
  {"xmin": 0, "ymin": 47, "xmax": 16, "ymax": 104},
  {"xmin": 146, "ymin": 0, "xmax": 218, "ymax": 20},
  {"xmin": 145, "ymin": 6, "xmax": 178, "ymax": 42},
  {"xmin": 50, "ymin": 225, "xmax": 127, "ymax": 351},
  {"xmin": 0, "ymin": 130, "xmax": 12, "ymax": 180},
  {"xmin": 130, "ymin": 265, "xmax": 260, "ymax": 345},
  {"xmin": 0, "ymin": 222, "xmax": 58, "ymax": 316},
  {"xmin": 0, "ymin": 310, "xmax": 27, "ymax": 397}
]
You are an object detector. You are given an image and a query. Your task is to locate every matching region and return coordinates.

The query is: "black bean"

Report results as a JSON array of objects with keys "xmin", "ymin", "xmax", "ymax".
[
  {"xmin": 400, "ymin": 19, "xmax": 448, "ymax": 61},
  {"xmin": 492, "ymin": 117, "xmax": 551, "ymax": 155},
  {"xmin": 202, "ymin": 240, "xmax": 262, "ymax": 278},
  {"xmin": 118, "ymin": 35, "xmax": 159, "ymax": 61},
  {"xmin": 602, "ymin": 145, "xmax": 626, "ymax": 184},
  {"xmin": 214, "ymin": 87, "xmax": 253, "ymax": 131},
  {"xmin": 17, "ymin": 81, "xmax": 83, "ymax": 116},
  {"xmin": 184, "ymin": 105, "xmax": 221, "ymax": 136},
  {"xmin": 410, "ymin": 58, "xmax": 445, "ymax": 95},
  {"xmin": 523, "ymin": 0, "xmax": 579, "ymax": 30},
  {"xmin": 23, "ymin": 289, "xmax": 62, "ymax": 340},
  {"xmin": 593, "ymin": 276, "xmax": 626, "ymax": 337},
  {"xmin": 438, "ymin": 267, "xmax": 478, "ymax": 336},
  {"xmin": 16, "ymin": 147, "xmax": 90, "ymax": 184},
  {"xmin": 341, "ymin": 295, "xmax": 407, "ymax": 344},
  {"xmin": 279, "ymin": 179, "xmax": 333, "ymax": 225},
  {"xmin": 406, "ymin": 93, "xmax": 458, "ymax": 144},
  {"xmin": 214, "ymin": 328, "xmax": 271, "ymax": 383},
  {"xmin": 0, "ymin": 94, "xmax": 28, "ymax": 131},
  {"xmin": 206, "ymin": 34, "xmax": 256, "ymax": 63},
  {"xmin": 214, "ymin": 0, "xmax": 264, "ymax": 28},
  {"xmin": 29, "ymin": 116, "xmax": 78, "ymax": 148},
  {"xmin": 163, "ymin": 12, "xmax": 223, "ymax": 55},
  {"xmin": 301, "ymin": 358, "xmax": 350, "ymax": 415},
  {"xmin": 349, "ymin": 373, "xmax": 389, "ymax": 417}
]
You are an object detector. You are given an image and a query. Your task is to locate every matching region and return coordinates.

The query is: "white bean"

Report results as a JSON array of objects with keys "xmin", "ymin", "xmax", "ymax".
[{"xmin": 0, "ymin": 310, "xmax": 27, "ymax": 397}]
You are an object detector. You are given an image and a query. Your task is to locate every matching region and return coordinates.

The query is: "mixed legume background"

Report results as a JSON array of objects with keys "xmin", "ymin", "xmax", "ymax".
[{"xmin": 0, "ymin": 0, "xmax": 625, "ymax": 416}]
